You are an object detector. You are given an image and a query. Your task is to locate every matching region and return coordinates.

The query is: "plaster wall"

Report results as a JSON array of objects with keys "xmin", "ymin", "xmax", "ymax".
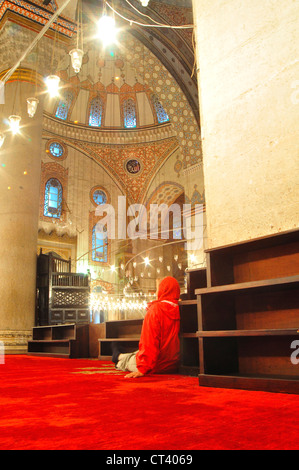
[{"xmin": 193, "ymin": 0, "xmax": 299, "ymax": 248}]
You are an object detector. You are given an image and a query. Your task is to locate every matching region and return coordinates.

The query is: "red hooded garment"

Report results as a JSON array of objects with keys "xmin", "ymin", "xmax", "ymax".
[{"xmin": 136, "ymin": 276, "xmax": 181, "ymax": 375}]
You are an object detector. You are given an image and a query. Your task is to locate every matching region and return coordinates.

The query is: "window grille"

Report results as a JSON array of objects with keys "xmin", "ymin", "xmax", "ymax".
[
  {"xmin": 55, "ymin": 91, "xmax": 73, "ymax": 121},
  {"xmin": 123, "ymin": 99, "xmax": 137, "ymax": 128},
  {"xmin": 49, "ymin": 142, "xmax": 64, "ymax": 158},
  {"xmin": 44, "ymin": 178, "xmax": 63, "ymax": 218},
  {"xmin": 151, "ymin": 94, "xmax": 169, "ymax": 124},
  {"xmin": 93, "ymin": 189, "xmax": 107, "ymax": 205},
  {"xmin": 89, "ymin": 97, "xmax": 103, "ymax": 127}
]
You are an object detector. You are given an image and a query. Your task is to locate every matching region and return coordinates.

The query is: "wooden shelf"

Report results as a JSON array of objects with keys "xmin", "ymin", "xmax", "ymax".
[
  {"xmin": 178, "ymin": 270, "xmax": 207, "ymax": 376},
  {"xmin": 179, "ymin": 299, "xmax": 198, "ymax": 305},
  {"xmin": 198, "ymin": 374, "xmax": 299, "ymax": 394},
  {"xmin": 98, "ymin": 319, "xmax": 143, "ymax": 361},
  {"xmin": 196, "ymin": 229, "xmax": 299, "ymax": 393},
  {"xmin": 185, "ymin": 267, "xmax": 207, "ymax": 299},
  {"xmin": 28, "ymin": 324, "xmax": 89, "ymax": 358},
  {"xmin": 195, "ymin": 275, "xmax": 299, "ymax": 295},
  {"xmin": 197, "ymin": 328, "xmax": 299, "ymax": 337},
  {"xmin": 99, "ymin": 337, "xmax": 141, "ymax": 342}
]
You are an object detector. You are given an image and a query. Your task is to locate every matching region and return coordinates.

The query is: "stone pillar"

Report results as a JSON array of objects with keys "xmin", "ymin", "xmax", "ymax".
[{"xmin": 0, "ymin": 77, "xmax": 43, "ymax": 353}]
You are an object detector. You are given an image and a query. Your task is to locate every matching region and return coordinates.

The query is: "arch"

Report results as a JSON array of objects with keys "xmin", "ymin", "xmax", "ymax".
[
  {"xmin": 91, "ymin": 224, "xmax": 108, "ymax": 263},
  {"xmin": 123, "ymin": 98, "xmax": 137, "ymax": 129},
  {"xmin": 145, "ymin": 182, "xmax": 185, "ymax": 209},
  {"xmin": 44, "ymin": 178, "xmax": 63, "ymax": 219},
  {"xmin": 55, "ymin": 90, "xmax": 74, "ymax": 121},
  {"xmin": 151, "ymin": 94, "xmax": 169, "ymax": 124},
  {"xmin": 89, "ymin": 96, "xmax": 103, "ymax": 127}
]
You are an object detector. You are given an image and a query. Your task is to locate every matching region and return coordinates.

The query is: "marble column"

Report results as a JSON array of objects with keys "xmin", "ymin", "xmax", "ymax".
[{"xmin": 0, "ymin": 77, "xmax": 44, "ymax": 353}]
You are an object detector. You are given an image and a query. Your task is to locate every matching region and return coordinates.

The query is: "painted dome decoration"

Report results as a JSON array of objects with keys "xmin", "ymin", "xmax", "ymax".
[{"xmin": 44, "ymin": 48, "xmax": 170, "ymax": 130}]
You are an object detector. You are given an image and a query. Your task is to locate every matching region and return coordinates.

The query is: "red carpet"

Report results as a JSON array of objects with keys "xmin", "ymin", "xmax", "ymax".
[{"xmin": 0, "ymin": 355, "xmax": 299, "ymax": 450}]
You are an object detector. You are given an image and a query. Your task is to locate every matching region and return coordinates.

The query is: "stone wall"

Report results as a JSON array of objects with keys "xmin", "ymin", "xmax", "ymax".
[{"xmin": 193, "ymin": 0, "xmax": 299, "ymax": 248}]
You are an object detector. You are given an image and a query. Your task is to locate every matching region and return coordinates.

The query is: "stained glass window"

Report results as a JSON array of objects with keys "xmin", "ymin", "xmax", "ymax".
[
  {"xmin": 89, "ymin": 97, "xmax": 103, "ymax": 127},
  {"xmin": 55, "ymin": 91, "xmax": 73, "ymax": 121},
  {"xmin": 49, "ymin": 142, "xmax": 64, "ymax": 158},
  {"xmin": 151, "ymin": 94, "xmax": 169, "ymax": 124},
  {"xmin": 44, "ymin": 178, "xmax": 63, "ymax": 218},
  {"xmin": 93, "ymin": 189, "xmax": 107, "ymax": 205},
  {"xmin": 173, "ymin": 218, "xmax": 182, "ymax": 240},
  {"xmin": 92, "ymin": 224, "xmax": 108, "ymax": 263},
  {"xmin": 123, "ymin": 99, "xmax": 137, "ymax": 128}
]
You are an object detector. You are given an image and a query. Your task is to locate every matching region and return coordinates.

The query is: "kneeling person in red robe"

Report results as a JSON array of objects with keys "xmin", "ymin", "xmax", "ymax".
[{"xmin": 112, "ymin": 276, "xmax": 181, "ymax": 378}]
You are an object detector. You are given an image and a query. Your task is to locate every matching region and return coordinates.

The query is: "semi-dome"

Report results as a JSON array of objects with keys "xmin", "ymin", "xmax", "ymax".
[{"xmin": 44, "ymin": 34, "xmax": 172, "ymax": 130}]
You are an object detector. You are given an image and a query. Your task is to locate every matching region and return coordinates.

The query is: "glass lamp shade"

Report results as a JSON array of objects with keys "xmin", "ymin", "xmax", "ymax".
[
  {"xmin": 45, "ymin": 75, "xmax": 60, "ymax": 97},
  {"xmin": 8, "ymin": 115, "xmax": 21, "ymax": 134},
  {"xmin": 0, "ymin": 132, "xmax": 5, "ymax": 149},
  {"xmin": 27, "ymin": 97, "xmax": 39, "ymax": 118},
  {"xmin": 69, "ymin": 48, "xmax": 84, "ymax": 74},
  {"xmin": 140, "ymin": 0, "xmax": 149, "ymax": 5},
  {"xmin": 97, "ymin": 15, "xmax": 118, "ymax": 46}
]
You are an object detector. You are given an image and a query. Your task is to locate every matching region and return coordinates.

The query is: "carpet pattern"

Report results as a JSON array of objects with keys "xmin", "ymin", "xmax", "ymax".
[{"xmin": 0, "ymin": 355, "xmax": 299, "ymax": 450}]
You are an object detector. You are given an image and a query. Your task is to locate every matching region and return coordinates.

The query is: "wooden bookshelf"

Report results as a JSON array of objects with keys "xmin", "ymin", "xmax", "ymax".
[
  {"xmin": 98, "ymin": 319, "xmax": 143, "ymax": 361},
  {"xmin": 27, "ymin": 324, "xmax": 89, "ymax": 358},
  {"xmin": 179, "ymin": 268, "xmax": 207, "ymax": 376},
  {"xmin": 195, "ymin": 229, "xmax": 299, "ymax": 393}
]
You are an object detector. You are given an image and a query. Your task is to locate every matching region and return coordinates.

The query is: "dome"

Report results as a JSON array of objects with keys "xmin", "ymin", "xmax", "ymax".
[{"xmin": 44, "ymin": 41, "xmax": 170, "ymax": 130}]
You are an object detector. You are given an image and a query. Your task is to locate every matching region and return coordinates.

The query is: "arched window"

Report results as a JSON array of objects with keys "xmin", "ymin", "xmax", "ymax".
[
  {"xmin": 55, "ymin": 90, "xmax": 73, "ymax": 121},
  {"xmin": 123, "ymin": 99, "xmax": 137, "ymax": 128},
  {"xmin": 92, "ymin": 224, "xmax": 108, "ymax": 263},
  {"xmin": 44, "ymin": 178, "xmax": 63, "ymax": 218},
  {"xmin": 89, "ymin": 96, "xmax": 103, "ymax": 127},
  {"xmin": 151, "ymin": 94, "xmax": 169, "ymax": 124},
  {"xmin": 92, "ymin": 189, "xmax": 107, "ymax": 205}
]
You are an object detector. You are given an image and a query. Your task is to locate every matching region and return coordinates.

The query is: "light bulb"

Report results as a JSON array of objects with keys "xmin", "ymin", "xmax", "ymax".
[
  {"xmin": 97, "ymin": 15, "xmax": 118, "ymax": 46},
  {"xmin": 27, "ymin": 97, "xmax": 39, "ymax": 118},
  {"xmin": 140, "ymin": 0, "xmax": 149, "ymax": 6},
  {"xmin": 0, "ymin": 132, "xmax": 5, "ymax": 148},
  {"xmin": 144, "ymin": 257, "xmax": 150, "ymax": 266},
  {"xmin": 8, "ymin": 115, "xmax": 21, "ymax": 134},
  {"xmin": 69, "ymin": 48, "xmax": 84, "ymax": 74},
  {"xmin": 45, "ymin": 75, "xmax": 60, "ymax": 97}
]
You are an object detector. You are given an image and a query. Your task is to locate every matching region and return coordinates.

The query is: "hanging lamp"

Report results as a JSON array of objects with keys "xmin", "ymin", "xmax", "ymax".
[
  {"xmin": 69, "ymin": 48, "xmax": 84, "ymax": 74},
  {"xmin": 69, "ymin": 0, "xmax": 84, "ymax": 74},
  {"xmin": 97, "ymin": 15, "xmax": 118, "ymax": 46},
  {"xmin": 45, "ymin": 74, "xmax": 60, "ymax": 97},
  {"xmin": 46, "ymin": 14, "xmax": 60, "ymax": 97},
  {"xmin": 27, "ymin": 42, "xmax": 40, "ymax": 118},
  {"xmin": 97, "ymin": 1, "xmax": 118, "ymax": 47},
  {"xmin": 8, "ymin": 115, "xmax": 21, "ymax": 134},
  {"xmin": 27, "ymin": 97, "xmax": 39, "ymax": 118}
]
